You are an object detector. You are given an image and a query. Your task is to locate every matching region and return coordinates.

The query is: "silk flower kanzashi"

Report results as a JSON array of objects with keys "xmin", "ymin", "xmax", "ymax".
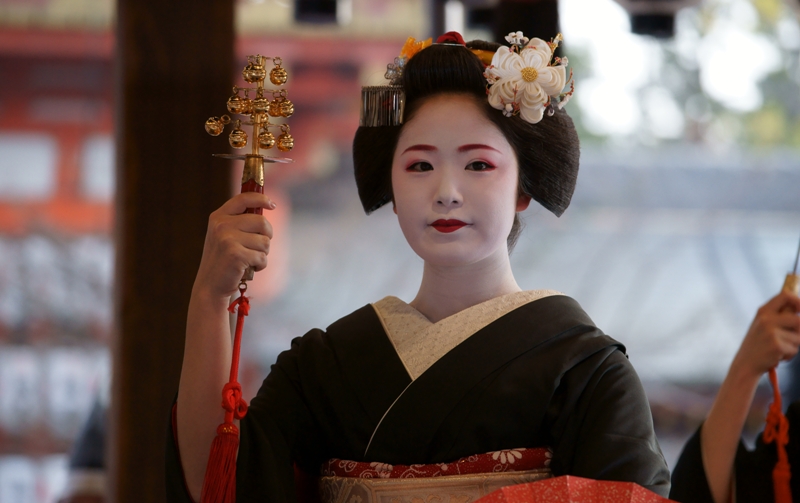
[{"xmin": 485, "ymin": 37, "xmax": 569, "ymax": 124}]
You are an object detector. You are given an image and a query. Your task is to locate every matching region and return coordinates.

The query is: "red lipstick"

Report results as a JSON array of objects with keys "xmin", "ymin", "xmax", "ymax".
[{"xmin": 431, "ymin": 219, "xmax": 467, "ymax": 233}]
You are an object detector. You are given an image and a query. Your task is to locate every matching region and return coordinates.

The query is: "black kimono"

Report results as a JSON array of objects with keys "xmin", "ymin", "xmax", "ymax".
[
  {"xmin": 671, "ymin": 401, "xmax": 800, "ymax": 502},
  {"xmin": 166, "ymin": 294, "xmax": 670, "ymax": 501}
]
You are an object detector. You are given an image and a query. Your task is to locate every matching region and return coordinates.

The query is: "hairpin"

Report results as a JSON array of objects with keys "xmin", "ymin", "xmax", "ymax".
[{"xmin": 359, "ymin": 31, "xmax": 574, "ymax": 128}]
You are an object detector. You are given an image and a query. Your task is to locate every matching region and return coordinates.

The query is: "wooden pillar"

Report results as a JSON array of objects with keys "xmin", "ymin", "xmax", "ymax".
[
  {"xmin": 111, "ymin": 2, "xmax": 234, "ymax": 501},
  {"xmin": 493, "ymin": 0, "xmax": 560, "ymax": 44}
]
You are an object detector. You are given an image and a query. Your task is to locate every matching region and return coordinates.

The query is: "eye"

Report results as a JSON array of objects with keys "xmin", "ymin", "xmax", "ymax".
[
  {"xmin": 407, "ymin": 161, "xmax": 433, "ymax": 172},
  {"xmin": 465, "ymin": 161, "xmax": 495, "ymax": 171}
]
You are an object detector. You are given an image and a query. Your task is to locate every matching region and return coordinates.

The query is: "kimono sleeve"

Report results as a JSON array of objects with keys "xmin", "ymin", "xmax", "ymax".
[
  {"xmin": 547, "ymin": 349, "xmax": 671, "ymax": 497},
  {"xmin": 165, "ymin": 329, "xmax": 330, "ymax": 503},
  {"xmin": 668, "ymin": 426, "xmax": 715, "ymax": 502},
  {"xmin": 670, "ymin": 400, "xmax": 800, "ymax": 502}
]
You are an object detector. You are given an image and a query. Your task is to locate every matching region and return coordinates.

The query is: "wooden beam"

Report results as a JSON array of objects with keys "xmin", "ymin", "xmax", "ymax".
[{"xmin": 111, "ymin": 2, "xmax": 234, "ymax": 501}]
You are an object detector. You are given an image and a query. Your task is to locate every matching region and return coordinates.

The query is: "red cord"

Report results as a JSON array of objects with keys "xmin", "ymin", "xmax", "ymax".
[
  {"xmin": 200, "ymin": 289, "xmax": 250, "ymax": 503},
  {"xmin": 764, "ymin": 367, "xmax": 792, "ymax": 503}
]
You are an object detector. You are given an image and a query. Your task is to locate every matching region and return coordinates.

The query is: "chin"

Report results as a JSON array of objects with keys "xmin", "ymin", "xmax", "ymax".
[{"xmin": 411, "ymin": 241, "xmax": 495, "ymax": 268}]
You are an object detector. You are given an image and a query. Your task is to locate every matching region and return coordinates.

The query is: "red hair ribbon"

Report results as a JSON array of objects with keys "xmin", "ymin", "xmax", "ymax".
[{"xmin": 437, "ymin": 31, "xmax": 466, "ymax": 45}]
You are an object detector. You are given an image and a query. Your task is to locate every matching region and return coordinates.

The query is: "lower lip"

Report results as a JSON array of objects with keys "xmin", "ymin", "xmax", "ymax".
[{"xmin": 432, "ymin": 223, "xmax": 467, "ymax": 233}]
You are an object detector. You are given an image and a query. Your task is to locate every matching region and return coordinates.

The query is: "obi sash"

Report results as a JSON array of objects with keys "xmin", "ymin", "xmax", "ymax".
[{"xmin": 318, "ymin": 448, "xmax": 552, "ymax": 503}]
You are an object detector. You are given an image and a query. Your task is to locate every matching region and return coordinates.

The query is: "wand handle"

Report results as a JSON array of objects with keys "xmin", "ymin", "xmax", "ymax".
[
  {"xmin": 784, "ymin": 274, "xmax": 800, "ymax": 298},
  {"xmin": 240, "ymin": 155, "xmax": 266, "ymax": 282}
]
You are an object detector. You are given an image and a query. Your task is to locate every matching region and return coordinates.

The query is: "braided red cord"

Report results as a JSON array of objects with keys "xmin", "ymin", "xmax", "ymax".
[
  {"xmin": 201, "ymin": 290, "xmax": 250, "ymax": 503},
  {"xmin": 763, "ymin": 367, "xmax": 792, "ymax": 503}
]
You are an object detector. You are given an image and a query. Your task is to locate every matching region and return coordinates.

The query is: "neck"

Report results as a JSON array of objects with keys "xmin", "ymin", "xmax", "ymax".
[{"xmin": 410, "ymin": 250, "xmax": 521, "ymax": 323}]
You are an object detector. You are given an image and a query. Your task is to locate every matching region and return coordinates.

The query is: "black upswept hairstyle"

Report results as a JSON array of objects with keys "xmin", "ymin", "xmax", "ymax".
[{"xmin": 353, "ymin": 41, "xmax": 580, "ymax": 249}]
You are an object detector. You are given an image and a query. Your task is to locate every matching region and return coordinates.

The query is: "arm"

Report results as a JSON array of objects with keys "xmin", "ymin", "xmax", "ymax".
[
  {"xmin": 700, "ymin": 290, "xmax": 800, "ymax": 503},
  {"xmin": 176, "ymin": 192, "xmax": 276, "ymax": 501}
]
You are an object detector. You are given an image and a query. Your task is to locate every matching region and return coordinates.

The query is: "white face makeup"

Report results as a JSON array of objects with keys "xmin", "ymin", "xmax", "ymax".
[{"xmin": 391, "ymin": 94, "xmax": 530, "ymax": 268}]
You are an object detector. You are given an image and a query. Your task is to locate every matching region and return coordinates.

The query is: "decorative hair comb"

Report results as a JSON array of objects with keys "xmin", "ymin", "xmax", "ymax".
[{"xmin": 359, "ymin": 31, "xmax": 574, "ymax": 128}]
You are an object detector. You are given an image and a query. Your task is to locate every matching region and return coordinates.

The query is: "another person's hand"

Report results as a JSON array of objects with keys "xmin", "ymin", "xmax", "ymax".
[
  {"xmin": 193, "ymin": 192, "xmax": 276, "ymax": 300},
  {"xmin": 731, "ymin": 290, "xmax": 800, "ymax": 380}
]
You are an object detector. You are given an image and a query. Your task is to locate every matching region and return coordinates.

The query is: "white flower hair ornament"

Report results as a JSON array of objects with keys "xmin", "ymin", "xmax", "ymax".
[{"xmin": 484, "ymin": 32, "xmax": 575, "ymax": 124}]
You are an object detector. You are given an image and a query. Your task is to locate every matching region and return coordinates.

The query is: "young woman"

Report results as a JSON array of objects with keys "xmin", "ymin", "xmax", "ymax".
[{"xmin": 167, "ymin": 33, "xmax": 670, "ymax": 502}]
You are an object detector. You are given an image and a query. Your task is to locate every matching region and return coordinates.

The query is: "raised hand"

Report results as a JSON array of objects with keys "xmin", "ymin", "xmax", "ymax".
[
  {"xmin": 731, "ymin": 290, "xmax": 800, "ymax": 380},
  {"xmin": 193, "ymin": 192, "xmax": 276, "ymax": 301}
]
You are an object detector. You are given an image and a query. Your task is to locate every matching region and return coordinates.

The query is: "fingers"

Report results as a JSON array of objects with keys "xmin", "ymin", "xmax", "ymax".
[
  {"xmin": 761, "ymin": 290, "xmax": 800, "ymax": 315},
  {"xmin": 220, "ymin": 192, "xmax": 277, "ymax": 216},
  {"xmin": 218, "ymin": 232, "xmax": 270, "ymax": 272},
  {"xmin": 208, "ymin": 209, "xmax": 273, "ymax": 240},
  {"xmin": 778, "ymin": 328, "xmax": 800, "ymax": 361},
  {"xmin": 775, "ymin": 311, "xmax": 800, "ymax": 332},
  {"xmin": 236, "ymin": 213, "xmax": 274, "ymax": 238}
]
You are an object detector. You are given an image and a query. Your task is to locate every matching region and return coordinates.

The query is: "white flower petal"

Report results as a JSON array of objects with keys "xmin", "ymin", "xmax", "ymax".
[
  {"xmin": 520, "ymin": 82, "xmax": 549, "ymax": 109},
  {"xmin": 488, "ymin": 79, "xmax": 522, "ymax": 109},
  {"xmin": 536, "ymin": 66, "xmax": 567, "ymax": 96},
  {"xmin": 520, "ymin": 38, "xmax": 552, "ymax": 65},
  {"xmin": 490, "ymin": 65, "xmax": 521, "ymax": 82},
  {"xmin": 519, "ymin": 105, "xmax": 545, "ymax": 124},
  {"xmin": 491, "ymin": 47, "xmax": 524, "ymax": 72}
]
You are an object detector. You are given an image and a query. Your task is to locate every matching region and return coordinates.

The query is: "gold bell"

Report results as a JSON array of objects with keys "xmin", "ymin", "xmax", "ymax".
[
  {"xmin": 279, "ymin": 99, "xmax": 294, "ymax": 118},
  {"xmin": 270, "ymin": 58, "xmax": 288, "ymax": 86},
  {"xmin": 268, "ymin": 97, "xmax": 283, "ymax": 118},
  {"xmin": 258, "ymin": 130, "xmax": 276, "ymax": 149},
  {"xmin": 227, "ymin": 94, "xmax": 247, "ymax": 114},
  {"xmin": 242, "ymin": 58, "xmax": 266, "ymax": 83},
  {"xmin": 229, "ymin": 126, "xmax": 248, "ymax": 149},
  {"xmin": 205, "ymin": 117, "xmax": 224, "ymax": 136},
  {"xmin": 277, "ymin": 125, "xmax": 293, "ymax": 152},
  {"xmin": 253, "ymin": 96, "xmax": 270, "ymax": 114}
]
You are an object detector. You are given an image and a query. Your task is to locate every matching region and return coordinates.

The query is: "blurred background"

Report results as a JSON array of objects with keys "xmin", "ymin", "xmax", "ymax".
[{"xmin": 0, "ymin": 0, "xmax": 798, "ymax": 500}]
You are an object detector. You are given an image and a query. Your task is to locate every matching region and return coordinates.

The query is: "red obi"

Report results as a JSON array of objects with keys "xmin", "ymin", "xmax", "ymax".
[{"xmin": 318, "ymin": 448, "xmax": 553, "ymax": 503}]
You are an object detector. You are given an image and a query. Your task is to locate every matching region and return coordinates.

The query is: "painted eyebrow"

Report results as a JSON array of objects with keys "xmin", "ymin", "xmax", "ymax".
[
  {"xmin": 401, "ymin": 144, "xmax": 437, "ymax": 155},
  {"xmin": 457, "ymin": 144, "xmax": 501, "ymax": 154},
  {"xmin": 400, "ymin": 144, "xmax": 501, "ymax": 155}
]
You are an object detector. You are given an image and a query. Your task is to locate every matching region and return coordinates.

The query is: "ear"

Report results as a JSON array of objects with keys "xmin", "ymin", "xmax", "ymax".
[
  {"xmin": 515, "ymin": 194, "xmax": 531, "ymax": 212},
  {"xmin": 392, "ymin": 202, "xmax": 397, "ymax": 215}
]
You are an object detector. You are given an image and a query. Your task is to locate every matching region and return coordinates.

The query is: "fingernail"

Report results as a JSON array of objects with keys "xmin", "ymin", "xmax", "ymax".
[{"xmin": 269, "ymin": 201, "xmax": 277, "ymax": 209}]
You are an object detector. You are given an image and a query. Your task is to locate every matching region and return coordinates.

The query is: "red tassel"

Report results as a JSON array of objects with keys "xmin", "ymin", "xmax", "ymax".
[
  {"xmin": 201, "ymin": 423, "xmax": 239, "ymax": 503},
  {"xmin": 764, "ymin": 367, "xmax": 793, "ymax": 503},
  {"xmin": 201, "ymin": 291, "xmax": 251, "ymax": 503}
]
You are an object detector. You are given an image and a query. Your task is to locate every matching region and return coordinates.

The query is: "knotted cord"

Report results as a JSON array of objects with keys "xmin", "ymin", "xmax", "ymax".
[
  {"xmin": 201, "ymin": 283, "xmax": 250, "ymax": 503},
  {"xmin": 763, "ymin": 365, "xmax": 792, "ymax": 503}
]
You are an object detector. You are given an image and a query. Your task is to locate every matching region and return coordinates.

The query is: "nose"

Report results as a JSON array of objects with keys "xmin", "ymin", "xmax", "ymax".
[{"xmin": 435, "ymin": 171, "xmax": 462, "ymax": 209}]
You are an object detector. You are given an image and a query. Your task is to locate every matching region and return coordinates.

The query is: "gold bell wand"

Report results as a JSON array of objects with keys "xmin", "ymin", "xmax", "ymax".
[
  {"xmin": 200, "ymin": 55, "xmax": 295, "ymax": 503},
  {"xmin": 763, "ymin": 235, "xmax": 800, "ymax": 503}
]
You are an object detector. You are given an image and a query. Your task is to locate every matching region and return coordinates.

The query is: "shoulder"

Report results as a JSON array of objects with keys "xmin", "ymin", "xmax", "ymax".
[
  {"xmin": 513, "ymin": 293, "xmax": 626, "ymax": 363},
  {"xmin": 280, "ymin": 303, "xmax": 383, "ymax": 356},
  {"xmin": 272, "ymin": 303, "xmax": 400, "ymax": 381}
]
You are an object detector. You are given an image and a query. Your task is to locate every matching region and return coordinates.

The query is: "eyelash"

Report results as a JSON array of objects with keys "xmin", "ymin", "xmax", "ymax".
[
  {"xmin": 406, "ymin": 161, "xmax": 433, "ymax": 172},
  {"xmin": 466, "ymin": 161, "xmax": 495, "ymax": 171},
  {"xmin": 405, "ymin": 161, "xmax": 496, "ymax": 172}
]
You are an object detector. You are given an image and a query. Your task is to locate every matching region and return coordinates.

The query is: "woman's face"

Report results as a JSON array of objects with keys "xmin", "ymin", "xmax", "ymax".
[{"xmin": 391, "ymin": 94, "xmax": 530, "ymax": 268}]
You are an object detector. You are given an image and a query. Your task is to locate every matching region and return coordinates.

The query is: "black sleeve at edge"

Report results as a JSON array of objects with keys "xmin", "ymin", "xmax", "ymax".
[{"xmin": 669, "ymin": 424, "xmax": 714, "ymax": 503}]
